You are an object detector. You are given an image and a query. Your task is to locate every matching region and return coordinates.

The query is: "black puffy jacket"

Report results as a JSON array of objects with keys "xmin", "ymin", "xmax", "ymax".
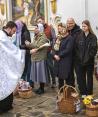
[{"xmin": 75, "ymin": 31, "xmax": 97, "ymax": 65}]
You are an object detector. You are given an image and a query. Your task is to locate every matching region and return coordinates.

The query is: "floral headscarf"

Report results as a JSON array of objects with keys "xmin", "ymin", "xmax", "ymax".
[{"xmin": 15, "ymin": 20, "xmax": 23, "ymax": 47}]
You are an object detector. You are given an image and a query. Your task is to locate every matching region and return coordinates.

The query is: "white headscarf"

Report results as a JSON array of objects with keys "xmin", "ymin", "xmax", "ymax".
[{"xmin": 37, "ymin": 23, "xmax": 44, "ymax": 33}]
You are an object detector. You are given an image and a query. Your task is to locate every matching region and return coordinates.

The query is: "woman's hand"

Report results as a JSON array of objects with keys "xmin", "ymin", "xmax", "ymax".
[
  {"xmin": 56, "ymin": 38, "xmax": 60, "ymax": 44},
  {"xmin": 54, "ymin": 55, "xmax": 60, "ymax": 61},
  {"xmin": 25, "ymin": 40, "xmax": 30, "ymax": 46},
  {"xmin": 30, "ymin": 48, "xmax": 38, "ymax": 54}
]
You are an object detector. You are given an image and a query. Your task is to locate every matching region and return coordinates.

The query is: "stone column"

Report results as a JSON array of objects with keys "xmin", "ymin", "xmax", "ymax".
[
  {"xmin": 85, "ymin": 0, "xmax": 88, "ymax": 18},
  {"xmin": 7, "ymin": 0, "xmax": 12, "ymax": 21},
  {"xmin": 44, "ymin": 0, "xmax": 49, "ymax": 23}
]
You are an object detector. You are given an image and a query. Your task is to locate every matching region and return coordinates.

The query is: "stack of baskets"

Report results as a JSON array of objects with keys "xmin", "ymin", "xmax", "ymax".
[{"xmin": 57, "ymin": 85, "xmax": 81, "ymax": 114}]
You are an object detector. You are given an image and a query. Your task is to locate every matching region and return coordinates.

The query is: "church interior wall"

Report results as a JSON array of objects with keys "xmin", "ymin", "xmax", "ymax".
[{"xmin": 1, "ymin": 0, "xmax": 98, "ymax": 36}]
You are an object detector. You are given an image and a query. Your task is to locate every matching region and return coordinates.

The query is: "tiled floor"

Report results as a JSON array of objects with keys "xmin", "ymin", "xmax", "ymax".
[{"xmin": 0, "ymin": 78, "xmax": 98, "ymax": 117}]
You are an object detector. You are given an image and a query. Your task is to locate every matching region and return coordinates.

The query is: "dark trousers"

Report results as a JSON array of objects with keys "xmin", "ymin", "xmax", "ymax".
[
  {"xmin": 40, "ymin": 82, "xmax": 45, "ymax": 90},
  {"xmin": 58, "ymin": 79, "xmax": 64, "ymax": 89},
  {"xmin": 68, "ymin": 61, "xmax": 75, "ymax": 87},
  {"xmin": 0, "ymin": 93, "xmax": 13, "ymax": 111},
  {"xmin": 75, "ymin": 63, "xmax": 94, "ymax": 95},
  {"xmin": 58, "ymin": 77, "xmax": 74, "ymax": 89},
  {"xmin": 21, "ymin": 54, "xmax": 31, "ymax": 82},
  {"xmin": 47, "ymin": 52, "xmax": 56, "ymax": 84}
]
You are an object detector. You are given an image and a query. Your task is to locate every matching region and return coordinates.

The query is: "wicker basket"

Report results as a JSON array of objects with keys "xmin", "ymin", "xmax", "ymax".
[
  {"xmin": 86, "ymin": 104, "xmax": 98, "ymax": 117},
  {"xmin": 57, "ymin": 85, "xmax": 80, "ymax": 114},
  {"xmin": 18, "ymin": 87, "xmax": 33, "ymax": 99}
]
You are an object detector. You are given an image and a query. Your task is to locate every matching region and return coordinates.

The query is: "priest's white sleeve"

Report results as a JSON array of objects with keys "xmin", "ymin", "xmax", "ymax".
[{"xmin": 0, "ymin": 31, "xmax": 25, "ymax": 100}]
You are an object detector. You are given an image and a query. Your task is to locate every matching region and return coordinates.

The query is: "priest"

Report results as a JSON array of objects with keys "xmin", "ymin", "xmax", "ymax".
[{"xmin": 0, "ymin": 21, "xmax": 25, "ymax": 112}]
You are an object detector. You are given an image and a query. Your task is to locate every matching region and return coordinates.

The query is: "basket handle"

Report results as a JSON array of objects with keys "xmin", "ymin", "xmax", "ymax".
[
  {"xmin": 57, "ymin": 84, "xmax": 68, "ymax": 98},
  {"xmin": 63, "ymin": 84, "xmax": 68, "ymax": 100},
  {"xmin": 63, "ymin": 85, "xmax": 79, "ymax": 99}
]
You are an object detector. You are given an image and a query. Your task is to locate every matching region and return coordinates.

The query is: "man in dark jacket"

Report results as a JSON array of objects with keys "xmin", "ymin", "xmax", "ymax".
[{"xmin": 66, "ymin": 18, "xmax": 82, "ymax": 87}]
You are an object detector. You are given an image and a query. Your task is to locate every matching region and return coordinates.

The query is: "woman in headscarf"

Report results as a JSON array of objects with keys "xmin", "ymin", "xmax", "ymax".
[
  {"xmin": 53, "ymin": 23, "xmax": 74, "ymax": 89},
  {"xmin": 15, "ymin": 21, "xmax": 32, "ymax": 86},
  {"xmin": 25, "ymin": 23, "xmax": 49, "ymax": 94},
  {"xmin": 15, "ymin": 20, "xmax": 23, "ymax": 47}
]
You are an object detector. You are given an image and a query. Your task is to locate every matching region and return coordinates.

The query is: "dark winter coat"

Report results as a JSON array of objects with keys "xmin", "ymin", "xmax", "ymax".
[
  {"xmin": 69, "ymin": 24, "xmax": 82, "ymax": 39},
  {"xmin": 75, "ymin": 31, "xmax": 97, "ymax": 65},
  {"xmin": 20, "ymin": 24, "xmax": 31, "ymax": 55},
  {"xmin": 68, "ymin": 24, "xmax": 82, "ymax": 59},
  {"xmin": 54, "ymin": 35, "xmax": 74, "ymax": 79}
]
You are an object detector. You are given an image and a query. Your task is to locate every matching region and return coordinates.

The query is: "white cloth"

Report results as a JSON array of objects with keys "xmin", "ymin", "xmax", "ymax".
[{"xmin": 0, "ymin": 30, "xmax": 25, "ymax": 100}]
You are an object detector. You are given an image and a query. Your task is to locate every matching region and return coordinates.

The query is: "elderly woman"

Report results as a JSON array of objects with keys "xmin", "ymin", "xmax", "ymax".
[
  {"xmin": 25, "ymin": 23, "xmax": 49, "ymax": 94},
  {"xmin": 53, "ymin": 23, "xmax": 74, "ymax": 89}
]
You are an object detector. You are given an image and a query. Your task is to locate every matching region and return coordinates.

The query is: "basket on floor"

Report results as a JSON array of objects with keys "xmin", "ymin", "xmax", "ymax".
[
  {"xmin": 86, "ymin": 104, "xmax": 98, "ymax": 117},
  {"xmin": 57, "ymin": 85, "xmax": 81, "ymax": 114},
  {"xmin": 18, "ymin": 87, "xmax": 33, "ymax": 99}
]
